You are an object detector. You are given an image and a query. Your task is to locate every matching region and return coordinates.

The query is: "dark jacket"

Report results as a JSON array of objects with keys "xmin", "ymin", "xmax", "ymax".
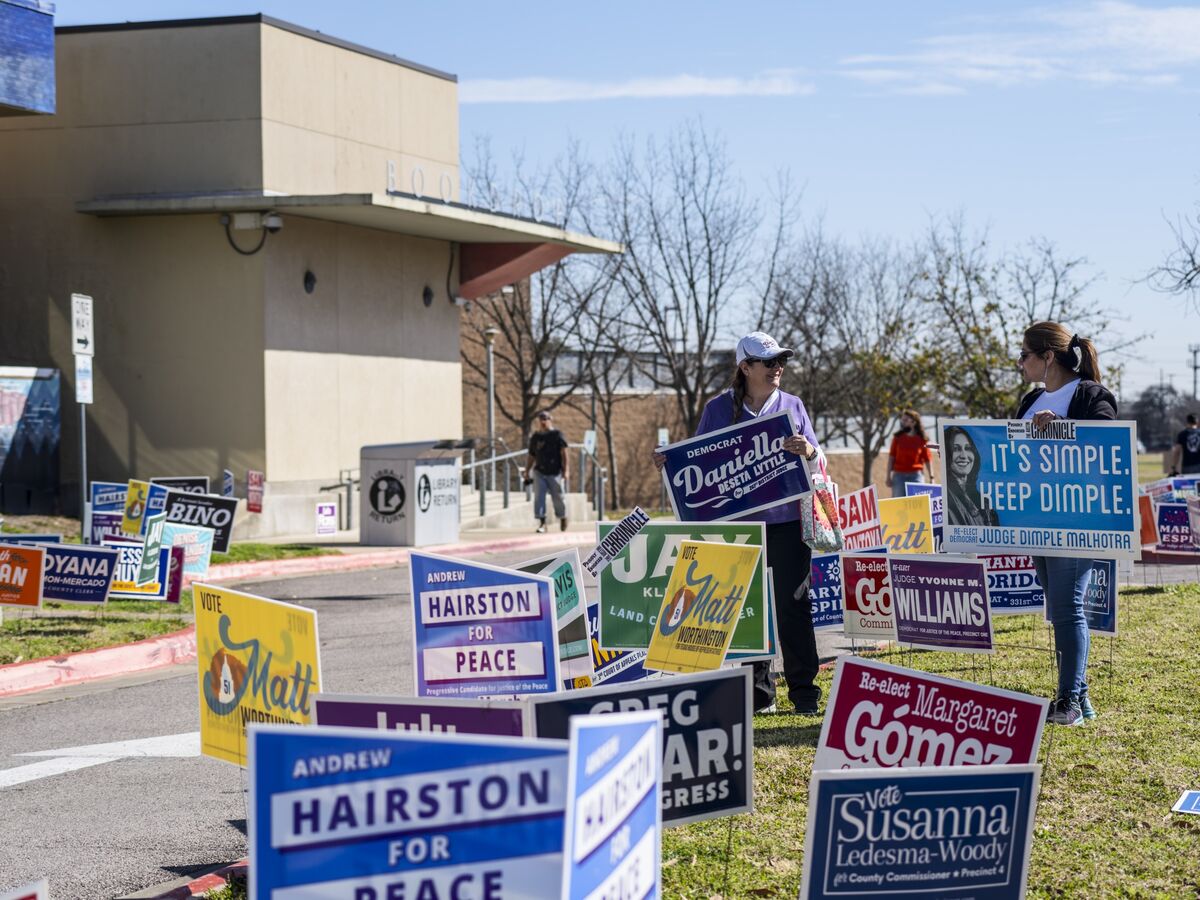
[{"xmin": 1015, "ymin": 380, "xmax": 1117, "ymax": 421}]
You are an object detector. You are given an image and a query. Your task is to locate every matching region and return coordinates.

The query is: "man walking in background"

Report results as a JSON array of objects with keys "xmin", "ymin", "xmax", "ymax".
[
  {"xmin": 1171, "ymin": 413, "xmax": 1200, "ymax": 475},
  {"xmin": 524, "ymin": 410, "xmax": 570, "ymax": 532}
]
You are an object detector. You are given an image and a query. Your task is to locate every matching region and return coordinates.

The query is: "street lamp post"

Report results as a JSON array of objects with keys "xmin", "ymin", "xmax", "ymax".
[{"xmin": 484, "ymin": 326, "xmax": 499, "ymax": 494}]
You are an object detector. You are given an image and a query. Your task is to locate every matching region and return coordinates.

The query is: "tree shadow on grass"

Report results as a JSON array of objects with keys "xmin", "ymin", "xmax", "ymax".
[{"xmin": 754, "ymin": 720, "xmax": 823, "ymax": 749}]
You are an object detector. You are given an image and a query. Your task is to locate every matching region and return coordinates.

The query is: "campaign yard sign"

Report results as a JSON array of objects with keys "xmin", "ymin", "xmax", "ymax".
[
  {"xmin": 587, "ymin": 602, "xmax": 649, "ymax": 686},
  {"xmin": 151, "ymin": 475, "xmax": 210, "ymax": 494},
  {"xmin": 1083, "ymin": 559, "xmax": 1118, "ymax": 636},
  {"xmin": 40, "ymin": 543, "xmax": 119, "ymax": 604},
  {"xmin": 645, "ymin": 540, "xmax": 762, "ymax": 674},
  {"xmin": 194, "ymin": 582, "xmax": 321, "ymax": 766},
  {"xmin": 248, "ymin": 726, "xmax": 568, "ymax": 900},
  {"xmin": 837, "ymin": 485, "xmax": 883, "ymax": 551},
  {"xmin": 162, "ymin": 522, "xmax": 216, "ymax": 579},
  {"xmin": 940, "ymin": 419, "xmax": 1140, "ymax": 560},
  {"xmin": 660, "ymin": 411, "xmax": 811, "ymax": 522},
  {"xmin": 841, "ymin": 554, "xmax": 895, "ymax": 641},
  {"xmin": 983, "ymin": 554, "xmax": 1044, "ymax": 615},
  {"xmin": 801, "ymin": 764, "xmax": 1040, "ymax": 900},
  {"xmin": 905, "ymin": 482, "xmax": 944, "ymax": 550},
  {"xmin": 878, "ymin": 495, "xmax": 935, "ymax": 554},
  {"xmin": 1173, "ymin": 791, "xmax": 1200, "ymax": 815},
  {"xmin": 811, "ymin": 554, "xmax": 845, "ymax": 632},
  {"xmin": 91, "ymin": 480, "xmax": 126, "ymax": 512},
  {"xmin": 1156, "ymin": 502, "xmax": 1198, "ymax": 553},
  {"xmin": 530, "ymin": 667, "xmax": 753, "ymax": 826},
  {"xmin": 247, "ymin": 469, "xmax": 264, "ymax": 514},
  {"xmin": 0, "ymin": 544, "xmax": 45, "ymax": 609},
  {"xmin": 597, "ymin": 521, "xmax": 769, "ymax": 654},
  {"xmin": 90, "ymin": 511, "xmax": 124, "ymax": 545},
  {"xmin": 888, "ymin": 555, "xmax": 995, "ymax": 654},
  {"xmin": 409, "ymin": 551, "xmax": 559, "ymax": 699},
  {"xmin": 107, "ymin": 542, "xmax": 173, "ymax": 599},
  {"xmin": 121, "ymin": 478, "xmax": 152, "ymax": 536},
  {"xmin": 582, "ymin": 506, "xmax": 650, "ymax": 577},
  {"xmin": 815, "ymin": 657, "xmax": 1048, "ymax": 771},
  {"xmin": 0, "ymin": 534, "xmax": 61, "ymax": 545},
  {"xmin": 562, "ymin": 711, "xmax": 662, "ymax": 900},
  {"xmin": 315, "ymin": 693, "xmax": 528, "ymax": 738},
  {"xmin": 163, "ymin": 490, "xmax": 238, "ymax": 554},
  {"xmin": 514, "ymin": 548, "xmax": 596, "ymax": 689},
  {"xmin": 1189, "ymin": 496, "xmax": 1200, "ymax": 544},
  {"xmin": 137, "ymin": 512, "xmax": 167, "ymax": 586}
]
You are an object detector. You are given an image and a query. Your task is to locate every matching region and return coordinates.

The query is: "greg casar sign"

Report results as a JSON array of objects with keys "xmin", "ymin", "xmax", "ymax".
[{"xmin": 163, "ymin": 490, "xmax": 238, "ymax": 553}]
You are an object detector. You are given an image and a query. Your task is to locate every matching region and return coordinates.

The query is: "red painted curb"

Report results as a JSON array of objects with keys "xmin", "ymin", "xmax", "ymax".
[
  {"xmin": 140, "ymin": 859, "xmax": 247, "ymax": 899},
  {"xmin": 0, "ymin": 625, "xmax": 197, "ymax": 698},
  {"xmin": 195, "ymin": 530, "xmax": 591, "ymax": 585}
]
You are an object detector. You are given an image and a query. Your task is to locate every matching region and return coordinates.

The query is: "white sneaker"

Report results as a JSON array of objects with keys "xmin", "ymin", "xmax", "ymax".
[
  {"xmin": 536, "ymin": 524, "xmax": 547, "ymax": 534},
  {"xmin": 757, "ymin": 704, "xmax": 777, "ymax": 715}
]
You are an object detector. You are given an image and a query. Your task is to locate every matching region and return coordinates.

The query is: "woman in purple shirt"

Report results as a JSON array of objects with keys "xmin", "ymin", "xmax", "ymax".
[{"xmin": 658, "ymin": 332, "xmax": 824, "ymax": 715}]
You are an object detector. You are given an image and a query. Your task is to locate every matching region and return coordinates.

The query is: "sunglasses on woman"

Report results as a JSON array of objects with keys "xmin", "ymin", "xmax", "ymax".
[{"xmin": 751, "ymin": 356, "xmax": 787, "ymax": 369}]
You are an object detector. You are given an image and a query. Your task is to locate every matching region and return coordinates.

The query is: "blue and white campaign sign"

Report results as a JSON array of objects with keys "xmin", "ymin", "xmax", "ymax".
[
  {"xmin": 983, "ymin": 555, "xmax": 1045, "ymax": 616},
  {"xmin": 1173, "ymin": 790, "xmax": 1200, "ymax": 815},
  {"xmin": 144, "ymin": 481, "xmax": 170, "ymax": 525},
  {"xmin": 940, "ymin": 419, "xmax": 1140, "ymax": 560},
  {"xmin": 409, "ymin": 551, "xmax": 560, "ymax": 698},
  {"xmin": 587, "ymin": 602, "xmax": 650, "ymax": 685},
  {"xmin": 660, "ymin": 411, "xmax": 812, "ymax": 522},
  {"xmin": 161, "ymin": 522, "xmax": 216, "ymax": 578},
  {"xmin": 248, "ymin": 724, "xmax": 569, "ymax": 900},
  {"xmin": 563, "ymin": 711, "xmax": 662, "ymax": 900},
  {"xmin": 105, "ymin": 541, "xmax": 170, "ymax": 599},
  {"xmin": 90, "ymin": 481, "xmax": 127, "ymax": 512},
  {"xmin": 905, "ymin": 482, "xmax": 943, "ymax": 551},
  {"xmin": 0, "ymin": 533, "xmax": 61, "ymax": 545},
  {"xmin": 530, "ymin": 667, "xmax": 752, "ymax": 826},
  {"xmin": 801, "ymin": 764, "xmax": 1040, "ymax": 899},
  {"xmin": 222, "ymin": 468, "xmax": 236, "ymax": 498},
  {"xmin": 810, "ymin": 553, "xmax": 845, "ymax": 632},
  {"xmin": 1083, "ymin": 559, "xmax": 1117, "ymax": 636},
  {"xmin": 41, "ymin": 543, "xmax": 119, "ymax": 604}
]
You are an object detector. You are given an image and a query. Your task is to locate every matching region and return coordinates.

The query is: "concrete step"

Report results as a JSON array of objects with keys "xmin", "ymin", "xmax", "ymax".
[{"xmin": 460, "ymin": 491, "xmax": 595, "ymax": 530}]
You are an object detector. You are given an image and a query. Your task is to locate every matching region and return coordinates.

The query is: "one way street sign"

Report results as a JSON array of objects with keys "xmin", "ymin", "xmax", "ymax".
[{"xmin": 71, "ymin": 293, "xmax": 94, "ymax": 357}]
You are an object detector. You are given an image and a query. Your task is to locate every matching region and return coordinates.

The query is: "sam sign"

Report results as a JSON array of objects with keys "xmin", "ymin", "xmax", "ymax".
[
  {"xmin": 562, "ymin": 711, "xmax": 662, "ymax": 900},
  {"xmin": 247, "ymin": 469, "xmax": 264, "ymax": 514},
  {"xmin": 409, "ymin": 552, "xmax": 560, "ymax": 698},
  {"xmin": 940, "ymin": 419, "xmax": 1140, "ymax": 560},
  {"xmin": 194, "ymin": 582, "xmax": 321, "ymax": 766},
  {"xmin": 815, "ymin": 657, "xmax": 1048, "ymax": 771},
  {"xmin": 248, "ymin": 726, "xmax": 568, "ymax": 900},
  {"xmin": 660, "ymin": 411, "xmax": 811, "ymax": 522},
  {"xmin": 838, "ymin": 485, "xmax": 883, "ymax": 551},
  {"xmin": 801, "ymin": 764, "xmax": 1040, "ymax": 899}
]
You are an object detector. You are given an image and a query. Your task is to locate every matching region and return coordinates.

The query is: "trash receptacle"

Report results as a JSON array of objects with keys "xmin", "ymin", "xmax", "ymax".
[{"xmin": 360, "ymin": 441, "xmax": 462, "ymax": 546}]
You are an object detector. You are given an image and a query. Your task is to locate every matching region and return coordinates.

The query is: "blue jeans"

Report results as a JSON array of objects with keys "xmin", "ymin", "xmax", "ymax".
[
  {"xmin": 1034, "ymin": 555, "xmax": 1092, "ymax": 702},
  {"xmin": 533, "ymin": 472, "xmax": 566, "ymax": 520},
  {"xmin": 891, "ymin": 471, "xmax": 924, "ymax": 497}
]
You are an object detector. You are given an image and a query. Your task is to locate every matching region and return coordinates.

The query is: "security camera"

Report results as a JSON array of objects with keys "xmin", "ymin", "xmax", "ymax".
[{"xmin": 264, "ymin": 213, "xmax": 283, "ymax": 233}]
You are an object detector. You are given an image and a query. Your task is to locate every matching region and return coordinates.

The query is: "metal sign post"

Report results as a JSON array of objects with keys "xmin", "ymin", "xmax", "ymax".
[{"xmin": 71, "ymin": 294, "xmax": 95, "ymax": 542}]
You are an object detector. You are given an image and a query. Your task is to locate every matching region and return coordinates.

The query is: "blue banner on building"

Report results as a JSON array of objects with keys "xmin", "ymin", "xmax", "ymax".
[
  {"xmin": 660, "ymin": 411, "xmax": 811, "ymax": 522},
  {"xmin": 530, "ymin": 667, "xmax": 752, "ymax": 826},
  {"xmin": 563, "ymin": 711, "xmax": 662, "ymax": 900},
  {"xmin": 802, "ymin": 764, "xmax": 1040, "ymax": 899},
  {"xmin": 0, "ymin": 367, "xmax": 60, "ymax": 515},
  {"xmin": 409, "ymin": 551, "xmax": 560, "ymax": 699},
  {"xmin": 811, "ymin": 553, "xmax": 845, "ymax": 632},
  {"xmin": 940, "ymin": 420, "xmax": 1140, "ymax": 560},
  {"xmin": 41, "ymin": 543, "xmax": 119, "ymax": 604},
  {"xmin": 249, "ymin": 724, "xmax": 569, "ymax": 900}
]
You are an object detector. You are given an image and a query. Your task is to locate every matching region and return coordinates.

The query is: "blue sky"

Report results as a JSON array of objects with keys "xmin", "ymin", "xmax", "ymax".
[{"xmin": 55, "ymin": 1, "xmax": 1200, "ymax": 398}]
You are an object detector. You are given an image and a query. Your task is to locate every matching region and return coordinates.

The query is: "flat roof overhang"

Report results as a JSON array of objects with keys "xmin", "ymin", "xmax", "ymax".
[{"xmin": 77, "ymin": 190, "xmax": 623, "ymax": 299}]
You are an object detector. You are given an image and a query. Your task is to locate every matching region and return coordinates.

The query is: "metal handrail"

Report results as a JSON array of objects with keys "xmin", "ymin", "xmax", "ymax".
[{"xmin": 459, "ymin": 442, "xmax": 608, "ymax": 520}]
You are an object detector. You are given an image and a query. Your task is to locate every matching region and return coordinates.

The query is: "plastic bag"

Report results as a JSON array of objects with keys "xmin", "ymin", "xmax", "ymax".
[{"xmin": 801, "ymin": 472, "xmax": 844, "ymax": 552}]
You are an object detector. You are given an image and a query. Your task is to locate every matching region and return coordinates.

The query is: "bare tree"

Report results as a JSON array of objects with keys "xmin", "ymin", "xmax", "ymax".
[
  {"xmin": 598, "ymin": 121, "xmax": 793, "ymax": 434},
  {"xmin": 1149, "ymin": 209, "xmax": 1200, "ymax": 310}
]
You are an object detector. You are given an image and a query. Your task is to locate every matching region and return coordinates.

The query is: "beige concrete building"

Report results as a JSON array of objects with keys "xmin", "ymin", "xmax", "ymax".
[{"xmin": 0, "ymin": 14, "xmax": 618, "ymax": 530}]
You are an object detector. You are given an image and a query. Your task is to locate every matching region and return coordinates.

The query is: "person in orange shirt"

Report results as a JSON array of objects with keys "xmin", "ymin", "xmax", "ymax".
[{"xmin": 886, "ymin": 409, "xmax": 934, "ymax": 497}]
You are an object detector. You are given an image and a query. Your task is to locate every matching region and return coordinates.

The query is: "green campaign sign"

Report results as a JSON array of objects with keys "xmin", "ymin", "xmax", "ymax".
[{"xmin": 597, "ymin": 521, "xmax": 769, "ymax": 653}]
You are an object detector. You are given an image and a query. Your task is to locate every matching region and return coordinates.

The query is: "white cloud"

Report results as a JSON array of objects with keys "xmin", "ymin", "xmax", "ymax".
[
  {"xmin": 839, "ymin": 1, "xmax": 1200, "ymax": 95},
  {"xmin": 460, "ymin": 70, "xmax": 815, "ymax": 104}
]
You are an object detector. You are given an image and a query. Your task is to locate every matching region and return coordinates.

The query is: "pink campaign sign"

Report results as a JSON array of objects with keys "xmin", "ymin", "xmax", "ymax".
[{"xmin": 814, "ymin": 656, "xmax": 1049, "ymax": 771}]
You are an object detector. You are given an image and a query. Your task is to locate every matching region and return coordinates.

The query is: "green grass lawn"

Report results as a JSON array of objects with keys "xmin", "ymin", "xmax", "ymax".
[
  {"xmin": 663, "ymin": 583, "xmax": 1200, "ymax": 898},
  {"xmin": 0, "ymin": 602, "xmax": 190, "ymax": 665},
  {"xmin": 209, "ymin": 543, "xmax": 342, "ymax": 565}
]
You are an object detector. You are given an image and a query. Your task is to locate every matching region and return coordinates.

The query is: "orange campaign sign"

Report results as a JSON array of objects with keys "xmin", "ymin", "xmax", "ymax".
[
  {"xmin": 1139, "ymin": 494, "xmax": 1158, "ymax": 546},
  {"xmin": 0, "ymin": 543, "xmax": 46, "ymax": 609}
]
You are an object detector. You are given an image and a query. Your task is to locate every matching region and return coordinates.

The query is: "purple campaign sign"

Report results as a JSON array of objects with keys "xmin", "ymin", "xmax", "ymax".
[
  {"xmin": 1157, "ymin": 503, "xmax": 1199, "ymax": 553},
  {"xmin": 660, "ymin": 411, "xmax": 811, "ymax": 522},
  {"xmin": 888, "ymin": 555, "xmax": 995, "ymax": 653},
  {"xmin": 90, "ymin": 511, "xmax": 124, "ymax": 545},
  {"xmin": 314, "ymin": 693, "xmax": 528, "ymax": 737}
]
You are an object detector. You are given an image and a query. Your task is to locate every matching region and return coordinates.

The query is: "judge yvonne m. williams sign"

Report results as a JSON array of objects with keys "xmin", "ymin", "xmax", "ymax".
[
  {"xmin": 660, "ymin": 411, "xmax": 812, "ymax": 522},
  {"xmin": 940, "ymin": 419, "xmax": 1140, "ymax": 560},
  {"xmin": 801, "ymin": 764, "xmax": 1040, "ymax": 900}
]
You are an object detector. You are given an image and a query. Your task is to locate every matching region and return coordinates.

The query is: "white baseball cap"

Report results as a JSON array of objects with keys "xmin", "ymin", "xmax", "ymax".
[{"xmin": 736, "ymin": 332, "xmax": 795, "ymax": 364}]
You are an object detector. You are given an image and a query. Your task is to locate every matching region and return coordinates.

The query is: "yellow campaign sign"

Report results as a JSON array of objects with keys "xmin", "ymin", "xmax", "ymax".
[
  {"xmin": 193, "ymin": 582, "xmax": 321, "ymax": 766},
  {"xmin": 122, "ymin": 479, "xmax": 151, "ymax": 536},
  {"xmin": 878, "ymin": 495, "xmax": 935, "ymax": 554},
  {"xmin": 645, "ymin": 540, "xmax": 761, "ymax": 674}
]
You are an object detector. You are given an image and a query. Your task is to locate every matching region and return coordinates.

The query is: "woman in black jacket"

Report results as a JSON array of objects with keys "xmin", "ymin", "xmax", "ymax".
[{"xmin": 1016, "ymin": 321, "xmax": 1116, "ymax": 726}]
